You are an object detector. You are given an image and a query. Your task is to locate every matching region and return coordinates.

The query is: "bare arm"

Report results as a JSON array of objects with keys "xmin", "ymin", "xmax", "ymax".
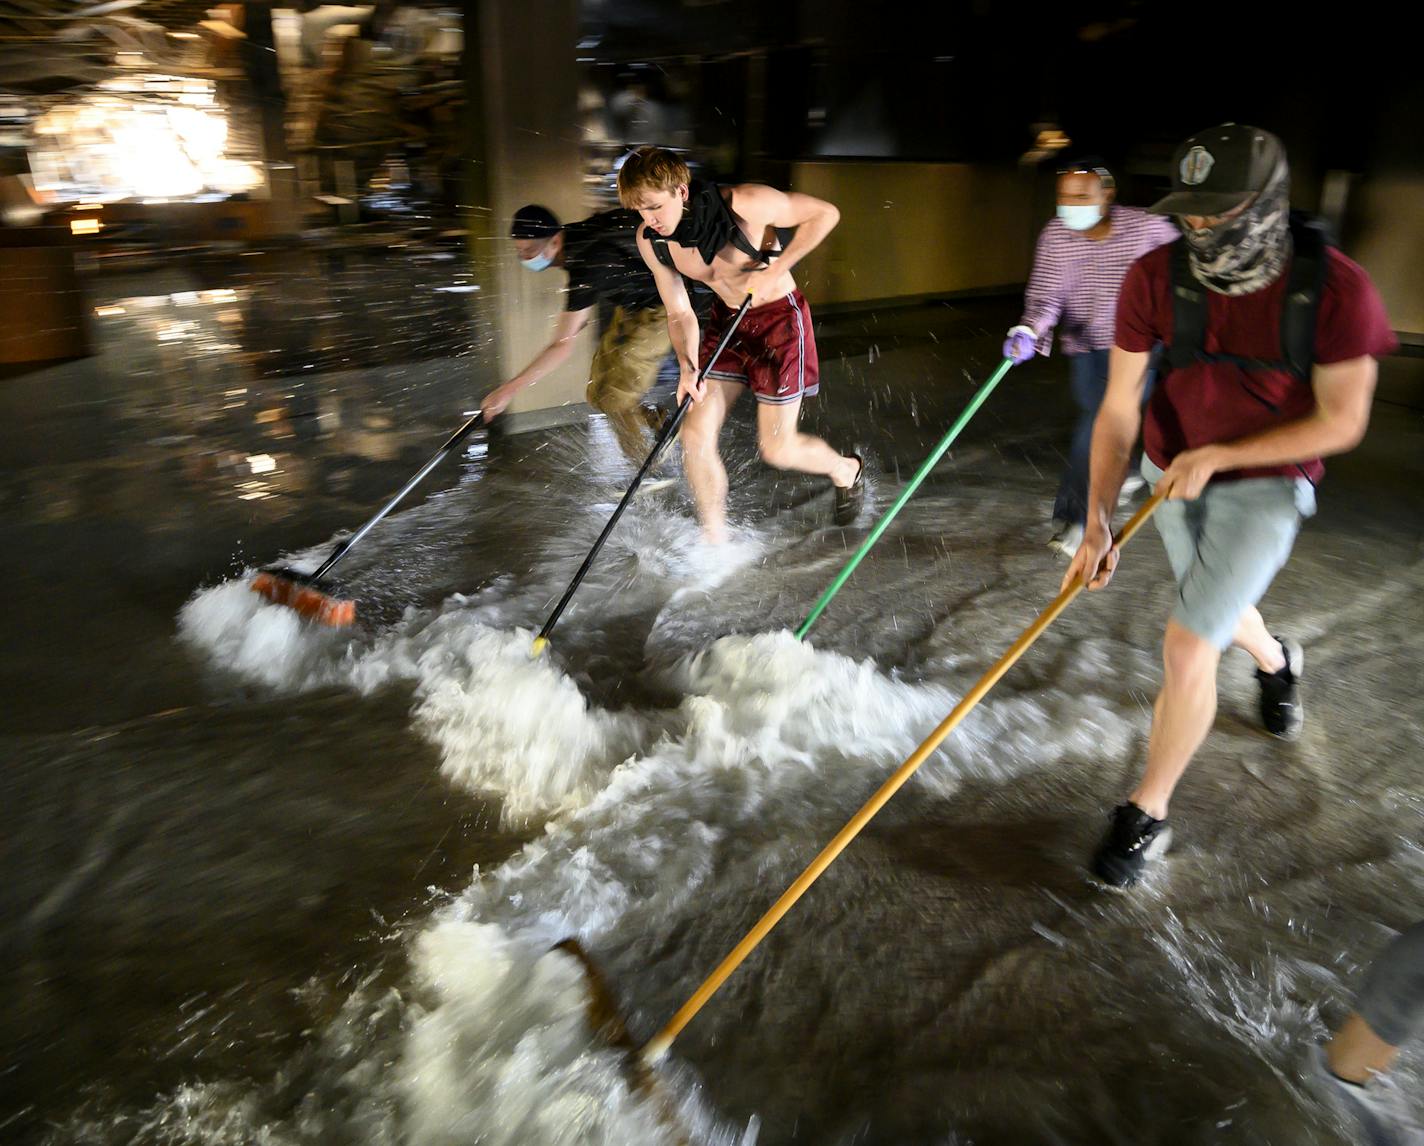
[
  {"xmin": 731, "ymin": 183, "xmax": 840, "ymax": 279},
  {"xmin": 1156, "ymin": 356, "xmax": 1377, "ymax": 499},
  {"xmin": 636, "ymin": 227, "xmax": 703, "ymax": 402},
  {"xmin": 1061, "ymin": 347, "xmax": 1153, "ymax": 591},
  {"xmin": 481, "ymin": 306, "xmax": 592, "ymax": 419}
]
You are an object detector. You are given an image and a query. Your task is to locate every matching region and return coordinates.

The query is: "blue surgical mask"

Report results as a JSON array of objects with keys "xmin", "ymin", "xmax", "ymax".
[
  {"xmin": 520, "ymin": 252, "xmax": 553, "ymax": 271},
  {"xmin": 1057, "ymin": 204, "xmax": 1104, "ymax": 231}
]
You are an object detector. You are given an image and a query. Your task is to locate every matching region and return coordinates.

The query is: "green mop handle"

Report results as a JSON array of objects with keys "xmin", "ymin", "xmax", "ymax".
[{"xmin": 795, "ymin": 356, "xmax": 1016, "ymax": 640}]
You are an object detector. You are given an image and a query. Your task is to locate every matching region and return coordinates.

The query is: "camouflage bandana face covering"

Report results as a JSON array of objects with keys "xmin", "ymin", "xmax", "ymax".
[{"xmin": 1179, "ymin": 159, "xmax": 1292, "ymax": 296}]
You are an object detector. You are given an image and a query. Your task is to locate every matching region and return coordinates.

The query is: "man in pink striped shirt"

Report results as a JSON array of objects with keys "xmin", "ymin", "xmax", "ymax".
[{"xmin": 1004, "ymin": 158, "xmax": 1177, "ymax": 556}]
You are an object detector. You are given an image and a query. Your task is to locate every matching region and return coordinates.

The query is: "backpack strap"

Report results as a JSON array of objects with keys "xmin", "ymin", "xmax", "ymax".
[
  {"xmin": 727, "ymin": 225, "xmax": 777, "ymax": 265},
  {"xmin": 1280, "ymin": 216, "xmax": 1328, "ymax": 381},
  {"xmin": 643, "ymin": 221, "xmax": 773, "ymax": 268},
  {"xmin": 1167, "ymin": 239, "xmax": 1208, "ymax": 373},
  {"xmin": 1166, "ymin": 216, "xmax": 1329, "ymax": 382},
  {"xmin": 644, "ymin": 228, "xmax": 676, "ymax": 269},
  {"xmin": 642, "ymin": 184, "xmax": 779, "ymax": 269}
]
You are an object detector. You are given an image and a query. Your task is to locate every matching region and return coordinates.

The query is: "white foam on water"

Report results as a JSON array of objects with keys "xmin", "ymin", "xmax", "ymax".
[
  {"xmin": 52, "ymin": 928, "xmax": 751, "ymax": 1145},
  {"xmin": 50, "ymin": 1081, "xmax": 309, "ymax": 1145},
  {"xmin": 399, "ymin": 614, "xmax": 649, "ymax": 822},
  {"xmin": 179, "ymin": 501, "xmax": 765, "ymax": 703},
  {"xmin": 177, "ymin": 506, "xmax": 777, "ymax": 824},
  {"xmin": 322, "ymin": 631, "xmax": 978, "ymax": 1144},
  {"xmin": 160, "ymin": 522, "xmax": 1153, "ymax": 1145},
  {"xmin": 354, "ymin": 630, "xmax": 1138, "ymax": 1143},
  {"xmin": 395, "ymin": 922, "xmax": 717, "ymax": 1146},
  {"xmin": 178, "ymin": 585, "xmax": 650, "ymax": 823},
  {"xmin": 177, "ymin": 577, "xmax": 351, "ymax": 690},
  {"xmin": 447, "ymin": 630, "xmax": 1138, "ymax": 950}
]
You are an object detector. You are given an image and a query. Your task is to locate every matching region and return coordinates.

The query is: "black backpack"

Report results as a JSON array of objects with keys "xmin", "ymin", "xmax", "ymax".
[
  {"xmin": 582, "ymin": 207, "xmax": 647, "ymax": 262},
  {"xmin": 1166, "ymin": 212, "xmax": 1332, "ymax": 383}
]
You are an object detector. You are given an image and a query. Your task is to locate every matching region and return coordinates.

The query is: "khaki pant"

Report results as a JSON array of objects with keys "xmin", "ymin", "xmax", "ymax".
[{"xmin": 587, "ymin": 304, "xmax": 671, "ymax": 463}]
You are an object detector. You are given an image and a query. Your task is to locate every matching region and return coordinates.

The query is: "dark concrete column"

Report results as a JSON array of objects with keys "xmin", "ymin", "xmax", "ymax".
[{"xmin": 463, "ymin": 0, "xmax": 593, "ymax": 432}]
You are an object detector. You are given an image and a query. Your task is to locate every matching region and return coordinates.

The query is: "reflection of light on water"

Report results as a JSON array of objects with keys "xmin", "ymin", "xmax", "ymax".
[
  {"xmin": 236, "ymin": 480, "xmax": 274, "ymax": 501},
  {"xmin": 247, "ymin": 454, "xmax": 278, "ymax": 475},
  {"xmin": 97, "ymin": 290, "xmax": 249, "ymax": 317}
]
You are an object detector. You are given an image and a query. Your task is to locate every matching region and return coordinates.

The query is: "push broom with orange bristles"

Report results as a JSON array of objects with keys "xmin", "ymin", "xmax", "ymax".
[{"xmin": 251, "ymin": 411, "xmax": 484, "ymax": 627}]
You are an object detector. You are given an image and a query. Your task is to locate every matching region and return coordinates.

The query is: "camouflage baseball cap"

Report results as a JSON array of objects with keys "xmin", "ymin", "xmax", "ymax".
[{"xmin": 1149, "ymin": 123, "xmax": 1287, "ymax": 216}]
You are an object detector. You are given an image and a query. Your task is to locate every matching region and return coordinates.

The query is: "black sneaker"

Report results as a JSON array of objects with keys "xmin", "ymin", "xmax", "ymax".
[
  {"xmin": 1091, "ymin": 803, "xmax": 1172, "ymax": 888},
  {"xmin": 833, "ymin": 453, "xmax": 865, "ymax": 526},
  {"xmin": 1255, "ymin": 636, "xmax": 1303, "ymax": 740}
]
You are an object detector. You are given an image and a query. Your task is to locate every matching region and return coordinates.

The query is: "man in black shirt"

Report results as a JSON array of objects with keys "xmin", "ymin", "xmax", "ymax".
[{"xmin": 481, "ymin": 204, "xmax": 671, "ymax": 464}]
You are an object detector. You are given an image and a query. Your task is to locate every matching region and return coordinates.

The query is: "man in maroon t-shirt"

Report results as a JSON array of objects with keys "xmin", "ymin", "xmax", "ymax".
[{"xmin": 1062, "ymin": 124, "xmax": 1397, "ymax": 887}]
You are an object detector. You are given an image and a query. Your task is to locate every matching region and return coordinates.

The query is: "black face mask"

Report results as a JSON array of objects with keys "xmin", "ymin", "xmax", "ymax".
[
  {"xmin": 1179, "ymin": 159, "xmax": 1292, "ymax": 296},
  {"xmin": 663, "ymin": 181, "xmax": 770, "ymax": 266},
  {"xmin": 664, "ymin": 182, "xmax": 734, "ymax": 265}
]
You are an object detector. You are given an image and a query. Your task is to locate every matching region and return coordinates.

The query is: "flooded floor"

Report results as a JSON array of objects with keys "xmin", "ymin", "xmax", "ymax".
[{"xmin": 4, "ymin": 238, "xmax": 1424, "ymax": 1144}]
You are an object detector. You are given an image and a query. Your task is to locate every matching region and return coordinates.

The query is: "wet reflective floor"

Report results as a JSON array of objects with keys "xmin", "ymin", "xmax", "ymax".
[{"xmin": 4, "ymin": 233, "xmax": 1424, "ymax": 1144}]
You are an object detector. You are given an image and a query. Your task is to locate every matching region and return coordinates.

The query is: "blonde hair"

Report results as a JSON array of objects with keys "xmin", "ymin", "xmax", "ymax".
[{"xmin": 617, "ymin": 147, "xmax": 690, "ymax": 207}]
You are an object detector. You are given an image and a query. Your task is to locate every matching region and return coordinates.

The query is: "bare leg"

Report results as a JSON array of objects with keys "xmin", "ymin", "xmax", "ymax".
[
  {"xmin": 679, "ymin": 379, "xmax": 743, "ymax": 544},
  {"xmin": 755, "ymin": 399, "xmax": 859, "ymax": 487},
  {"xmin": 1327, "ymin": 1014, "xmax": 1401, "ymax": 1084},
  {"xmin": 1231, "ymin": 604, "xmax": 1287, "ymax": 673},
  {"xmin": 1129, "ymin": 618, "xmax": 1221, "ymax": 820},
  {"xmin": 1327, "ymin": 921, "xmax": 1424, "ymax": 1081}
]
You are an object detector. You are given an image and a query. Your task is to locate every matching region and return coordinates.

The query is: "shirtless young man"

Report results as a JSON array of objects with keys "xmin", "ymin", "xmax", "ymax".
[{"xmin": 617, "ymin": 146, "xmax": 863, "ymax": 544}]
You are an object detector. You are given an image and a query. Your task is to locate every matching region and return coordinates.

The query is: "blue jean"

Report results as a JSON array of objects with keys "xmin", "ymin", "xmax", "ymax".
[{"xmin": 1053, "ymin": 350, "xmax": 1155, "ymax": 525}]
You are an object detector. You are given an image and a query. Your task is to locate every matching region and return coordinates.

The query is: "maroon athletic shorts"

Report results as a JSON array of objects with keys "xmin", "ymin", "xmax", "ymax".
[{"xmin": 699, "ymin": 289, "xmax": 820, "ymax": 405}]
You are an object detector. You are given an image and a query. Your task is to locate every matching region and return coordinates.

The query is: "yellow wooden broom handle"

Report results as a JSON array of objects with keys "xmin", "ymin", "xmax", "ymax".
[{"xmin": 640, "ymin": 492, "xmax": 1164, "ymax": 1063}]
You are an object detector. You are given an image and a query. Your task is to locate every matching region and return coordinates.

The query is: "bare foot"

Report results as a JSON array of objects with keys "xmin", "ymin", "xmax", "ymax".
[{"xmin": 830, "ymin": 454, "xmax": 862, "ymax": 489}]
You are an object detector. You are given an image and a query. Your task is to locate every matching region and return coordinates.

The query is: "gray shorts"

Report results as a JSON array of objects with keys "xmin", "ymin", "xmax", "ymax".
[
  {"xmin": 1142, "ymin": 457, "xmax": 1316, "ymax": 649},
  {"xmin": 1358, "ymin": 921, "xmax": 1424, "ymax": 1046}
]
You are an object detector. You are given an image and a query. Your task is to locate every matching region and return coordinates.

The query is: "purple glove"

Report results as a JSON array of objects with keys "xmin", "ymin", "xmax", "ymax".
[{"xmin": 1003, "ymin": 325, "xmax": 1036, "ymax": 364}]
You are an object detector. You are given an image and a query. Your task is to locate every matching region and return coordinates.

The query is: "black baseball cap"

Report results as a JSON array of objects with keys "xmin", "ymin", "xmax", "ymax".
[
  {"xmin": 510, "ymin": 204, "xmax": 561, "ymax": 239},
  {"xmin": 1149, "ymin": 124, "xmax": 1286, "ymax": 216}
]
